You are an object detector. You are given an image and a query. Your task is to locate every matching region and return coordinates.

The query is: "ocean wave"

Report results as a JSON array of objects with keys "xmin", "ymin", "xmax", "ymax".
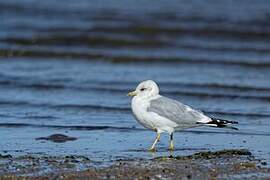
[
  {"xmin": 1, "ymin": 80, "xmax": 270, "ymax": 102},
  {"xmin": 0, "ymin": 123, "xmax": 139, "ymax": 131},
  {"xmin": 2, "ymin": 48, "xmax": 270, "ymax": 68},
  {"xmin": 0, "ymin": 123, "xmax": 269, "ymax": 136},
  {"xmin": 52, "ymin": 104, "xmax": 130, "ymax": 112},
  {"xmin": 0, "ymin": 99, "xmax": 269, "ymax": 118}
]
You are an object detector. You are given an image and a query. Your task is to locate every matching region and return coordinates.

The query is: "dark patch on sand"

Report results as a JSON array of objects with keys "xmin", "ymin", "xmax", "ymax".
[
  {"xmin": 155, "ymin": 149, "xmax": 252, "ymax": 160},
  {"xmin": 0, "ymin": 154, "xmax": 12, "ymax": 159},
  {"xmin": 35, "ymin": 134, "xmax": 77, "ymax": 143}
]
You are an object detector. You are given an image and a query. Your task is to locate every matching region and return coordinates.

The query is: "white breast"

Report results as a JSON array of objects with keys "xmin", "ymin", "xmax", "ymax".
[
  {"xmin": 131, "ymin": 96, "xmax": 155, "ymax": 130},
  {"xmin": 131, "ymin": 95, "xmax": 178, "ymax": 133}
]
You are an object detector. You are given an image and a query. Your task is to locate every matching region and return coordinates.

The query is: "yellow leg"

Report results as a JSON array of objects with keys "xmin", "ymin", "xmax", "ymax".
[
  {"xmin": 149, "ymin": 133, "xmax": 161, "ymax": 151},
  {"xmin": 169, "ymin": 133, "xmax": 174, "ymax": 151}
]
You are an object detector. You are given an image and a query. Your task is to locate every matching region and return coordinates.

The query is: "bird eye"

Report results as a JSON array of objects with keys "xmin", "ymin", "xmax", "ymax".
[{"xmin": 140, "ymin": 88, "xmax": 146, "ymax": 91}]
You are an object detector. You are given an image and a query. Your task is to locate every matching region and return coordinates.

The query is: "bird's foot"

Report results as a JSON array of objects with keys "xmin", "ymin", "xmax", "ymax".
[
  {"xmin": 169, "ymin": 144, "xmax": 174, "ymax": 151},
  {"xmin": 148, "ymin": 147, "xmax": 156, "ymax": 152}
]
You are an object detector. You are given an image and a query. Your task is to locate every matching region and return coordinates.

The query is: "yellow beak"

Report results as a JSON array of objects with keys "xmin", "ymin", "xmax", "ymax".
[{"xmin": 127, "ymin": 90, "xmax": 138, "ymax": 97}]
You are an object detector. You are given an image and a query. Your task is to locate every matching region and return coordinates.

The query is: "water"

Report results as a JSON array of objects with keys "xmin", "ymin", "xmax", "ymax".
[{"xmin": 0, "ymin": 0, "xmax": 270, "ymax": 166}]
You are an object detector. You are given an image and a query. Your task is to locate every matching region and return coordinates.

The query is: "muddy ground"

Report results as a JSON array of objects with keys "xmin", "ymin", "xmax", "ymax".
[{"xmin": 0, "ymin": 149, "xmax": 269, "ymax": 179}]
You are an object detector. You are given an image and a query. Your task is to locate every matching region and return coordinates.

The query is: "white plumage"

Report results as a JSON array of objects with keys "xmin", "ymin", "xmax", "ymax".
[{"xmin": 128, "ymin": 80, "xmax": 238, "ymax": 151}]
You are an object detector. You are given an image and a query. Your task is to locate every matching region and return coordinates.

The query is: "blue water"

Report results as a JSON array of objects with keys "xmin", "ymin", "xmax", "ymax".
[{"xmin": 0, "ymin": 0, "xmax": 270, "ymax": 166}]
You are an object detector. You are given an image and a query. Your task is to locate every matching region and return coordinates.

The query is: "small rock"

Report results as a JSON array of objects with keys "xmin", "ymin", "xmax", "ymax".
[
  {"xmin": 0, "ymin": 154, "xmax": 12, "ymax": 159},
  {"xmin": 35, "ymin": 134, "xmax": 77, "ymax": 143}
]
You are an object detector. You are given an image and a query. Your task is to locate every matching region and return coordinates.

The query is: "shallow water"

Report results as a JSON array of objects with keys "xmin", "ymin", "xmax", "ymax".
[{"xmin": 0, "ymin": 0, "xmax": 270, "ymax": 168}]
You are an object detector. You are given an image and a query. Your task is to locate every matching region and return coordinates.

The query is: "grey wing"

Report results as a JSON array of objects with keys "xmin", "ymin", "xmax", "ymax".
[{"xmin": 147, "ymin": 96, "xmax": 207, "ymax": 127}]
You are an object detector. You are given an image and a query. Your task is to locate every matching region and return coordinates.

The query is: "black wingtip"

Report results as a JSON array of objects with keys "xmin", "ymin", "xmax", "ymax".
[
  {"xmin": 205, "ymin": 117, "xmax": 239, "ymax": 130},
  {"xmin": 210, "ymin": 117, "xmax": 238, "ymax": 125}
]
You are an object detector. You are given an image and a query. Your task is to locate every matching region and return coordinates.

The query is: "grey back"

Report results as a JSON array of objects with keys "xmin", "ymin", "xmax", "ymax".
[{"xmin": 147, "ymin": 96, "xmax": 205, "ymax": 128}]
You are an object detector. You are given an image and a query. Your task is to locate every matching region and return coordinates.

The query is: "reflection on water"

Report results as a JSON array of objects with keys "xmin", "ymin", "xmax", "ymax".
[{"xmin": 0, "ymin": 0, "xmax": 270, "ymax": 165}]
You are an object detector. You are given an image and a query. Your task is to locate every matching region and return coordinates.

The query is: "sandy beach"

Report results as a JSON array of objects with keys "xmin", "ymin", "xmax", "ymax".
[{"xmin": 1, "ymin": 149, "xmax": 270, "ymax": 179}]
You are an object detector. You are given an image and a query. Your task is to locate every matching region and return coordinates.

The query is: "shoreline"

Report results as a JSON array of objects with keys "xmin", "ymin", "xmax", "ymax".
[{"xmin": 1, "ymin": 149, "xmax": 269, "ymax": 179}]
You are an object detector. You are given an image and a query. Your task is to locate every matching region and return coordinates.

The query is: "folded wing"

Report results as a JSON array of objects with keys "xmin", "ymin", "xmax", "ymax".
[{"xmin": 147, "ymin": 96, "xmax": 210, "ymax": 129}]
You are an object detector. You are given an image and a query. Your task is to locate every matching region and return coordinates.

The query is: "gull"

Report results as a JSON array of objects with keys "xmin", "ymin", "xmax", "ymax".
[{"xmin": 127, "ymin": 80, "xmax": 238, "ymax": 151}]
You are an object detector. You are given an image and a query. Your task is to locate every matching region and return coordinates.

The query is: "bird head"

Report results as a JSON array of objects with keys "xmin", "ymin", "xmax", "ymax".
[{"xmin": 127, "ymin": 80, "xmax": 159, "ymax": 98}]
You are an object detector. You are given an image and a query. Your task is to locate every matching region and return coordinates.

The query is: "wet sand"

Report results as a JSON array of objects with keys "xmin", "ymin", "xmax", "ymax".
[{"xmin": 1, "ymin": 149, "xmax": 269, "ymax": 179}]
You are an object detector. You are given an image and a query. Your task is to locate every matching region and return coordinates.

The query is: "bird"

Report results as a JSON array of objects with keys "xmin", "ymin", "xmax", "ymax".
[{"xmin": 127, "ymin": 80, "xmax": 238, "ymax": 151}]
